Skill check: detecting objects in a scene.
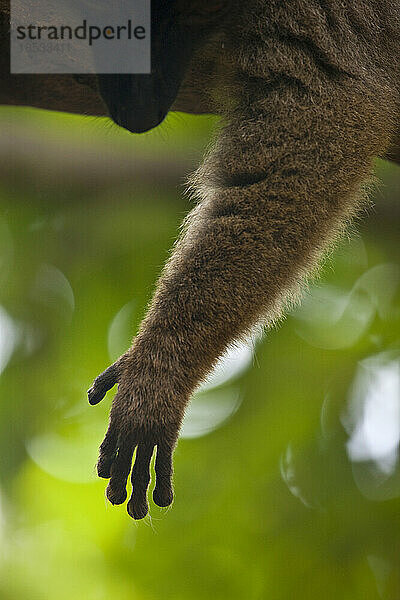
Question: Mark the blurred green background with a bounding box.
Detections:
[0,106,399,600]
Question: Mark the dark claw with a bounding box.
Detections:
[96,423,119,477]
[153,442,174,507]
[88,362,121,405]
[127,443,154,520]
[88,386,103,405]
[153,486,174,508]
[106,484,128,505]
[97,454,116,478]
[105,443,135,506]
[127,498,149,520]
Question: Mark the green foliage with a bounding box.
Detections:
[0,108,399,599]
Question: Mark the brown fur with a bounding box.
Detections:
[1,0,400,519]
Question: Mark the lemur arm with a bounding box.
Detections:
[89,74,395,519]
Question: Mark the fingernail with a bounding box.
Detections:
[87,388,98,405]
[127,500,148,520]
[153,487,173,507]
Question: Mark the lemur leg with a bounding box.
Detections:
[89,76,396,519]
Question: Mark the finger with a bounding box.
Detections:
[88,362,121,405]
[97,421,119,478]
[127,442,155,520]
[106,442,135,505]
[153,441,174,508]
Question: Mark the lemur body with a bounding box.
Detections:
[1,0,399,518]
